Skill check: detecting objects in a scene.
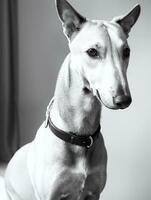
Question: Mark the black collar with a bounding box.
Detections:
[47,116,100,148]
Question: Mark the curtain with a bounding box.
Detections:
[0,0,19,162]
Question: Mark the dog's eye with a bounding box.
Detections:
[86,48,100,58]
[123,47,130,59]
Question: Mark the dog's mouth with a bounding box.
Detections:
[94,89,113,109]
[95,89,112,109]
[95,89,131,110]
[95,89,102,102]
[94,89,120,110]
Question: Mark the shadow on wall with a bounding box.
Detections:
[0,0,19,162]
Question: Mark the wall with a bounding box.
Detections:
[18,0,151,199]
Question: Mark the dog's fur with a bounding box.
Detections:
[4,1,140,200]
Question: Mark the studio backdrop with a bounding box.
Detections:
[0,0,19,162]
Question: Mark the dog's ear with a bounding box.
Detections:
[113,4,141,35]
[56,0,86,39]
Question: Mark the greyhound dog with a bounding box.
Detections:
[4,0,140,199]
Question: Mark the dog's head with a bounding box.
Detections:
[56,0,141,110]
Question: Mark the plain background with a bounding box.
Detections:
[18,0,151,199]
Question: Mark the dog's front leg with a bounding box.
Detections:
[84,193,100,200]
[49,192,71,200]
[48,169,87,200]
[79,169,107,200]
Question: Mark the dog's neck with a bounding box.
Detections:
[50,54,101,136]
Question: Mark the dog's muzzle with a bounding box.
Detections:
[113,95,132,109]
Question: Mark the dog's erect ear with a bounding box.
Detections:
[56,0,86,39]
[113,4,141,35]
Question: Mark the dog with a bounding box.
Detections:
[4,0,140,199]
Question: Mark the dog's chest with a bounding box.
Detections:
[72,150,88,180]
[50,146,103,200]
[51,158,87,200]
[63,145,91,176]
[51,158,103,200]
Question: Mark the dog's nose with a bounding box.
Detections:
[113,95,132,109]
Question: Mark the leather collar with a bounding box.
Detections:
[47,116,100,148]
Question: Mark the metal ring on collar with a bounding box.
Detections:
[87,136,93,148]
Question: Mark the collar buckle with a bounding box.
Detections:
[87,136,93,148]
